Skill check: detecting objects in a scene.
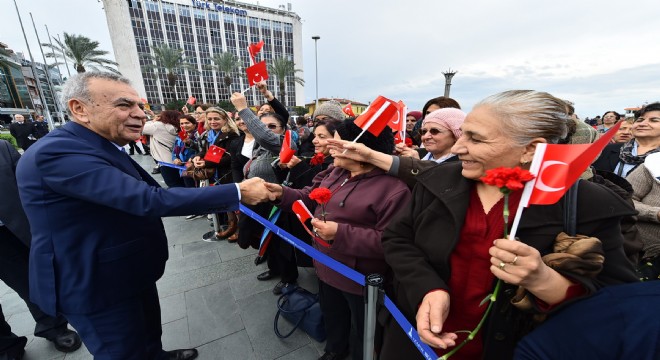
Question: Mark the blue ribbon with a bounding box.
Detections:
[384,295,437,360]
[238,204,437,360]
[157,161,187,171]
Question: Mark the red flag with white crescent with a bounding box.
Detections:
[343,103,355,117]
[246,61,269,86]
[522,121,622,206]
[387,100,406,132]
[204,145,226,163]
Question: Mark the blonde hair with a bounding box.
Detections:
[205,107,239,135]
[475,90,569,146]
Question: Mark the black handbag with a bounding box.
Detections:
[274,285,326,342]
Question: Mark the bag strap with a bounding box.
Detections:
[276,288,318,314]
[273,289,314,339]
[563,180,580,236]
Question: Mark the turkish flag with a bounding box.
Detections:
[187,96,196,105]
[248,40,264,64]
[246,61,269,86]
[343,103,355,117]
[291,200,330,247]
[204,145,226,163]
[353,95,398,136]
[178,130,188,141]
[522,121,622,206]
[387,100,406,132]
[279,130,295,164]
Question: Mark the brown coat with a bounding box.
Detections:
[380,162,639,360]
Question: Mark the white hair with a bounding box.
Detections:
[61,72,131,116]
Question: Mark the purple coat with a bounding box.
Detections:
[278,165,411,294]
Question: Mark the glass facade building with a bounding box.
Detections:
[103,0,304,108]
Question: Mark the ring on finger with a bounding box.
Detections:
[510,255,518,265]
[498,261,506,271]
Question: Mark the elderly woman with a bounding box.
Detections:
[265,119,411,360]
[596,111,621,133]
[594,103,660,177]
[626,152,660,280]
[416,108,466,162]
[376,90,638,360]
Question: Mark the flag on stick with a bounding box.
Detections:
[204,145,226,163]
[353,96,398,137]
[246,61,269,86]
[279,130,295,164]
[343,103,355,117]
[508,121,622,239]
[187,96,196,105]
[248,40,265,64]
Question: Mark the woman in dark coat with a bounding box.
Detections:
[191,107,240,238]
[378,90,638,360]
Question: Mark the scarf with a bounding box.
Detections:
[207,129,220,146]
[619,139,660,166]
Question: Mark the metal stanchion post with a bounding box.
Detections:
[363,273,384,360]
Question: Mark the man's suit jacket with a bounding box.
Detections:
[0,140,31,245]
[9,122,34,149]
[593,142,624,174]
[17,122,241,316]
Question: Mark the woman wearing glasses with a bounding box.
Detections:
[416,108,466,163]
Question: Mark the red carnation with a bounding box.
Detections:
[310,153,325,166]
[480,167,535,193]
[309,187,332,222]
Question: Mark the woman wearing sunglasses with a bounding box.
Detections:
[416,108,466,164]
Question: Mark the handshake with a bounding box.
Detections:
[237,178,280,205]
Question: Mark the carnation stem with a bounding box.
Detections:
[503,193,509,238]
[440,279,502,360]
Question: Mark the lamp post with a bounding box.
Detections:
[443,69,457,97]
[312,36,320,111]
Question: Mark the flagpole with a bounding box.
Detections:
[31,12,61,129]
[509,144,546,240]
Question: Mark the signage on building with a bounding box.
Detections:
[191,1,248,16]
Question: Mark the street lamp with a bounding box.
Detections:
[312,36,320,111]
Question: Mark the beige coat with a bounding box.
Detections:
[627,163,660,259]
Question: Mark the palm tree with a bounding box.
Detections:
[267,57,305,106]
[42,33,118,73]
[141,44,197,102]
[207,52,241,100]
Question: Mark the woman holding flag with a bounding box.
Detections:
[190,107,241,236]
[378,90,638,360]
[264,118,411,360]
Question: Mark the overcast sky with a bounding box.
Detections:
[2,0,659,117]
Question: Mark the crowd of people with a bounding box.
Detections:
[1,70,659,360]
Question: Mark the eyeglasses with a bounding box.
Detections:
[420,128,447,136]
[266,124,282,130]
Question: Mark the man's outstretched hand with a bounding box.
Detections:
[238,177,276,205]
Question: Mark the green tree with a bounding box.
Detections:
[42,32,118,73]
[141,44,197,103]
[207,52,241,100]
[267,57,304,106]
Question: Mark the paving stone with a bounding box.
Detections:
[160,292,187,324]
[22,336,65,360]
[162,317,192,351]
[216,240,259,262]
[186,283,244,348]
[238,290,310,360]
[275,344,322,360]
[181,239,225,258]
[6,310,34,337]
[164,250,221,277]
[229,269,278,301]
[195,330,256,360]
[1,291,30,317]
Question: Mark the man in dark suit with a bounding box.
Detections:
[0,139,83,360]
[31,115,50,140]
[8,115,34,151]
[16,72,274,360]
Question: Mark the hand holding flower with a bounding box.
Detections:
[310,218,338,241]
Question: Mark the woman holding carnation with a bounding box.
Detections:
[372,90,639,360]
[264,118,411,360]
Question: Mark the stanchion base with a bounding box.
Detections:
[202,225,229,242]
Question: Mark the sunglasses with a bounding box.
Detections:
[420,128,447,136]
[266,123,282,130]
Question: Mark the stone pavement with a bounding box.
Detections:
[1,152,328,360]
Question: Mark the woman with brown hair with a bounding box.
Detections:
[142,110,183,188]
